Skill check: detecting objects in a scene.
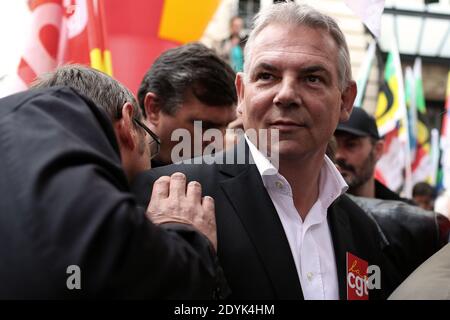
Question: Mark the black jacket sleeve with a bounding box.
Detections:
[0,87,218,299]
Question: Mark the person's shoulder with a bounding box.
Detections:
[331,195,383,241]
[349,195,439,243]
[0,86,76,116]
[355,196,438,234]
[130,156,223,199]
[374,180,413,204]
[335,193,374,220]
[149,158,222,178]
[0,86,108,124]
[389,243,450,300]
[335,194,389,244]
[349,194,446,279]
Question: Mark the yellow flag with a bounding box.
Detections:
[158,0,220,43]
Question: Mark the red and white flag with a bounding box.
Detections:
[1,0,111,97]
[1,0,221,97]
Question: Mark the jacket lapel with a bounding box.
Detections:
[217,140,303,299]
[327,197,355,300]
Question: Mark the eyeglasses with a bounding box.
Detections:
[133,118,161,160]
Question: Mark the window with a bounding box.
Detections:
[238,0,260,30]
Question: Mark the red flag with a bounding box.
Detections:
[103,0,220,94]
[4,0,111,96]
[3,0,220,96]
[62,0,112,74]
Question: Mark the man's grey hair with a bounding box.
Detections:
[244,2,352,90]
[31,64,142,121]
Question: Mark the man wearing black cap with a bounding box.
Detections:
[334,107,405,201]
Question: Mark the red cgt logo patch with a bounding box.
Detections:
[346,252,382,300]
[346,252,369,300]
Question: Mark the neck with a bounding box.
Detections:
[120,151,135,183]
[348,178,375,198]
[278,152,324,221]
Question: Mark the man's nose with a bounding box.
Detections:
[273,77,301,108]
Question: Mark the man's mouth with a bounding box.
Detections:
[269,120,305,131]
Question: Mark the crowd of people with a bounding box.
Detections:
[0,2,449,300]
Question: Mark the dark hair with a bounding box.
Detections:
[31,64,142,121]
[412,182,435,198]
[137,42,237,116]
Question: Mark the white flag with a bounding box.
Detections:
[344,0,385,38]
[354,39,377,107]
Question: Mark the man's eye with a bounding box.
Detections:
[346,142,357,149]
[306,75,321,83]
[256,72,273,81]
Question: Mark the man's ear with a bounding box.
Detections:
[374,139,384,162]
[235,72,245,115]
[236,103,243,115]
[114,102,136,151]
[339,80,357,122]
[144,92,161,125]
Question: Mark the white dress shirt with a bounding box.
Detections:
[246,136,348,300]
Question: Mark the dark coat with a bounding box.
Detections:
[131,141,402,299]
[350,195,450,282]
[375,179,413,204]
[0,87,219,299]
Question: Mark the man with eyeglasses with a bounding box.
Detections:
[133,117,161,164]
[0,65,222,299]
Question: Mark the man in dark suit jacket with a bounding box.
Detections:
[0,68,220,299]
[133,141,403,299]
[131,2,402,299]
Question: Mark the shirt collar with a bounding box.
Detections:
[245,135,278,176]
[319,155,348,209]
[245,134,348,209]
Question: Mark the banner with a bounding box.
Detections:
[375,39,412,196]
[407,58,433,185]
[1,0,221,96]
[0,0,111,97]
[344,0,385,38]
[102,0,221,94]
[354,39,377,108]
[440,71,450,189]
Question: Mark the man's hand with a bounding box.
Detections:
[146,172,217,251]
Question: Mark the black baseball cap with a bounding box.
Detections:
[335,107,380,140]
